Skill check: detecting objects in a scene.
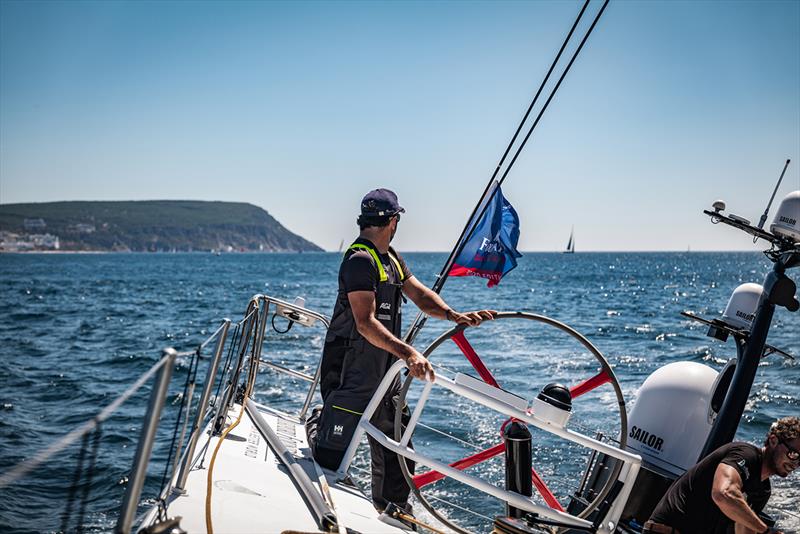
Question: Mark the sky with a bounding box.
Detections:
[0,0,798,252]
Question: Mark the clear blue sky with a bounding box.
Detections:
[1,0,798,251]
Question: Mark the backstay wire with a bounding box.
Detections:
[404,0,609,347]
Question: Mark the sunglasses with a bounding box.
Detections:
[780,439,800,461]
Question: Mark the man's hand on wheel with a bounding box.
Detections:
[405,350,435,382]
[447,309,497,326]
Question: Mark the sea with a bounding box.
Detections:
[0,251,797,533]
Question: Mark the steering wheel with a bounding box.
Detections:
[394,312,628,533]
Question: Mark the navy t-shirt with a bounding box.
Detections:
[649,442,771,534]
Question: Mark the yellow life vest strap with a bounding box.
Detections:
[387,251,405,282]
[346,243,405,283]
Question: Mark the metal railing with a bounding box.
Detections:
[0,293,331,534]
[115,316,235,532]
[338,359,643,534]
[174,319,231,491]
[0,316,239,534]
[0,350,177,493]
[115,348,177,533]
[238,294,330,421]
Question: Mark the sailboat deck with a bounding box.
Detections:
[150,403,410,533]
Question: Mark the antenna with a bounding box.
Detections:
[757,159,791,230]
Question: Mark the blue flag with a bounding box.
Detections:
[448,184,522,287]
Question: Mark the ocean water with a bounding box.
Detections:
[0,251,797,533]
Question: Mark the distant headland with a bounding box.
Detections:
[0,200,323,253]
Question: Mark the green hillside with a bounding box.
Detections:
[0,200,323,252]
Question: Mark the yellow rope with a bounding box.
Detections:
[204,401,246,534]
[392,510,447,534]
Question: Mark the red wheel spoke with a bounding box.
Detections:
[418,328,579,512]
[531,465,564,511]
[451,331,499,387]
[569,370,611,398]
[413,443,505,488]
[412,441,565,512]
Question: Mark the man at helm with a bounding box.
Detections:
[308,188,495,513]
[646,416,799,534]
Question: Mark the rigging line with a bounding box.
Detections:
[427,494,495,523]
[75,424,102,534]
[567,418,621,445]
[60,432,89,533]
[157,348,198,517]
[235,306,259,327]
[168,348,203,484]
[158,350,195,494]
[439,0,591,279]
[416,422,485,451]
[211,323,240,410]
[349,462,371,474]
[419,0,612,294]
[0,353,171,489]
[198,320,232,351]
[777,507,800,520]
[199,322,241,469]
[498,0,610,187]
[403,0,595,346]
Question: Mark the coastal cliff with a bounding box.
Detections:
[0,200,323,252]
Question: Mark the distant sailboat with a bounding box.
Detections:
[564,227,575,254]
[337,239,344,253]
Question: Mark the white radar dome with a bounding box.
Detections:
[721,283,763,330]
[770,190,800,242]
[627,362,718,476]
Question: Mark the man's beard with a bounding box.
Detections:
[767,448,792,477]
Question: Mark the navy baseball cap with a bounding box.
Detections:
[360,188,405,217]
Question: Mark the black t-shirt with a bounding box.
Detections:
[326,238,412,340]
[649,442,771,534]
[338,240,413,295]
[319,238,413,398]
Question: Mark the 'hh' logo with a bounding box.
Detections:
[379,302,391,310]
[333,425,344,435]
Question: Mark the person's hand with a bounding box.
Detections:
[446,309,497,326]
[405,350,435,382]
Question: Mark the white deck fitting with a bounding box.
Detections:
[143,404,411,533]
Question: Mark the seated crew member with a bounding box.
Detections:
[645,416,799,534]
[308,188,496,512]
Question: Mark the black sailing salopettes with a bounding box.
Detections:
[312,237,415,509]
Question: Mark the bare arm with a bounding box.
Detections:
[735,524,781,534]
[347,290,434,380]
[402,276,450,319]
[402,276,497,325]
[711,464,768,534]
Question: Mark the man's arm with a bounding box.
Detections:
[736,525,781,534]
[402,276,496,325]
[347,290,434,381]
[711,464,769,534]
